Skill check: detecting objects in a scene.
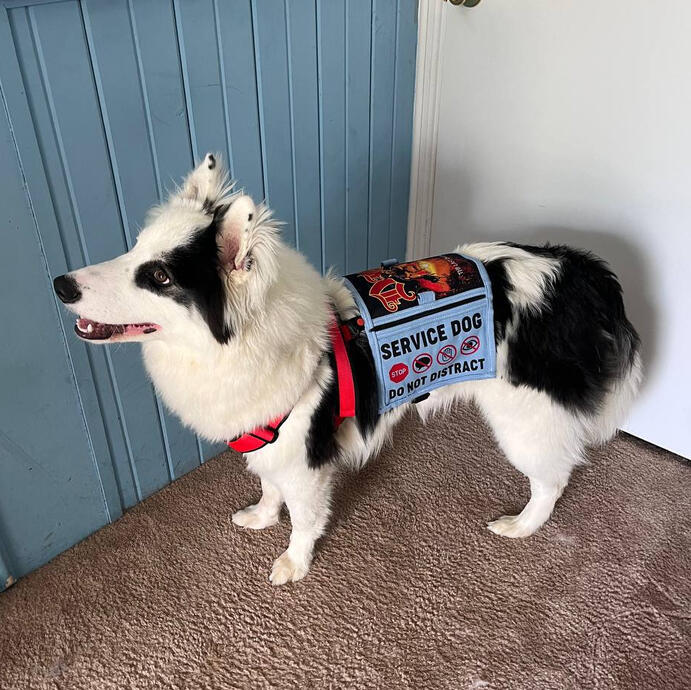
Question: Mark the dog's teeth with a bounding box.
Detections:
[86,324,94,333]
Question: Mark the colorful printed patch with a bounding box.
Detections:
[346,254,484,319]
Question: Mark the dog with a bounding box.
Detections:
[53,153,642,585]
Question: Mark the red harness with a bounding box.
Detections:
[227,318,357,453]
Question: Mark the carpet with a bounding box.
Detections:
[1,405,689,690]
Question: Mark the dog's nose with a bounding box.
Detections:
[53,274,82,304]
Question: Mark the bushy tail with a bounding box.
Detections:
[586,320,643,446]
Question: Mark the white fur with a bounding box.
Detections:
[61,154,642,584]
[458,241,561,311]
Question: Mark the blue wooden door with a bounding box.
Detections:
[0,0,417,588]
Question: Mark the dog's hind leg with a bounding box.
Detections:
[268,463,334,586]
[232,477,283,530]
[487,476,568,538]
[476,381,586,538]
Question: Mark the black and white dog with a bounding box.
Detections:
[53,154,641,584]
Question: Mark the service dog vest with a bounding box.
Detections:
[344,253,496,414]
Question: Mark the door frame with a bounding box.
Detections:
[406,0,447,260]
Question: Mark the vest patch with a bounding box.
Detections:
[344,253,496,413]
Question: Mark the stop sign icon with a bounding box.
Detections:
[389,362,409,383]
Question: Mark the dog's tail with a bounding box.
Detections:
[586,318,643,446]
[323,269,358,320]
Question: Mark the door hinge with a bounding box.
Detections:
[446,0,483,7]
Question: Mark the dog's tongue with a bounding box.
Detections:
[75,318,159,341]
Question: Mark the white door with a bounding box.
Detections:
[412,0,691,458]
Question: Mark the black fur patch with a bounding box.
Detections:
[305,353,340,469]
[488,243,639,414]
[349,332,380,436]
[306,328,380,469]
[134,221,231,344]
[483,258,512,342]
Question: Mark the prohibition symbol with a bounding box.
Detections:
[436,344,457,365]
[460,335,481,356]
[412,353,433,374]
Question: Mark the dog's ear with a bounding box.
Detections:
[178,152,226,206]
[217,195,256,271]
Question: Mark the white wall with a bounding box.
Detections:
[429,0,691,458]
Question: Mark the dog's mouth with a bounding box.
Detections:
[74,317,161,342]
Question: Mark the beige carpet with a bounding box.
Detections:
[1,405,689,690]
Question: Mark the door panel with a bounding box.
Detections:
[0,0,418,587]
[0,89,110,583]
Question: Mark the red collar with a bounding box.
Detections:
[227,317,356,453]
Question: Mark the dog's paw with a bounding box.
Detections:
[232,504,279,530]
[269,551,309,586]
[487,514,538,538]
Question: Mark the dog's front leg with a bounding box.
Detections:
[232,477,283,530]
[268,463,334,586]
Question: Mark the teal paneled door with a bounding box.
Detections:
[0,0,417,587]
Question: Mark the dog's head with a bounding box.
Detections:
[53,154,279,347]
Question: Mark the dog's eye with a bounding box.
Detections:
[153,268,170,285]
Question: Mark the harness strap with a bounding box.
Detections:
[330,319,356,426]
[227,413,288,453]
[227,316,356,453]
